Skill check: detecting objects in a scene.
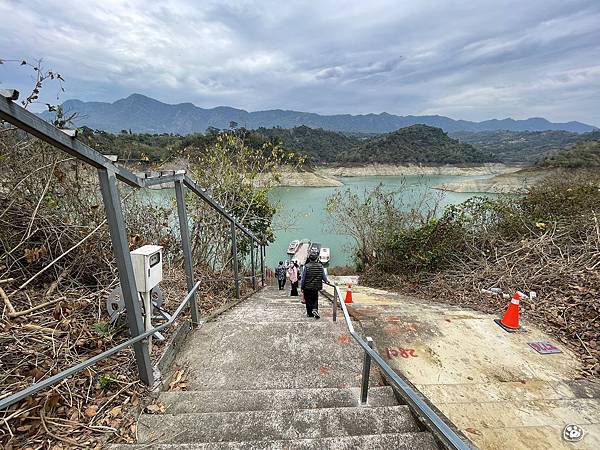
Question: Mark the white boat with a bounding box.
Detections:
[293,239,311,264]
[319,247,330,264]
[287,240,300,255]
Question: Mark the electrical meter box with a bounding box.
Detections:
[130,245,163,292]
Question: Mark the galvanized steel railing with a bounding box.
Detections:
[0,89,267,409]
[0,282,201,410]
[323,281,472,450]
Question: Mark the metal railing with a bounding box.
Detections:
[0,89,267,409]
[0,282,200,410]
[323,281,471,450]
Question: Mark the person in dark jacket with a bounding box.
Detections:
[275,261,286,290]
[301,252,329,319]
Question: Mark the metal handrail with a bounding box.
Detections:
[0,90,268,407]
[0,94,263,245]
[0,281,201,411]
[323,281,471,450]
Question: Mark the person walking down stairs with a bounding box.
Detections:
[301,251,329,319]
[288,261,300,296]
[275,261,287,290]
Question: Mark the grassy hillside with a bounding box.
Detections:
[256,126,360,164]
[539,140,600,168]
[343,124,496,164]
[451,130,600,163]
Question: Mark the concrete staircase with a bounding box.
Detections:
[113,286,438,449]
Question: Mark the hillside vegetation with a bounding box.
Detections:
[326,172,600,377]
[539,140,600,168]
[256,126,361,164]
[342,124,496,164]
[451,130,600,162]
[78,124,500,166]
[78,124,600,167]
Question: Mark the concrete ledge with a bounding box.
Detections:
[157,319,192,376]
[326,287,475,450]
[137,405,418,443]
[111,431,438,449]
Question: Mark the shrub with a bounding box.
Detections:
[359,171,600,276]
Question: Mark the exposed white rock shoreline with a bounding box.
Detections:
[318,163,519,178]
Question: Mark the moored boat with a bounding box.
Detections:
[319,247,330,264]
[287,240,300,254]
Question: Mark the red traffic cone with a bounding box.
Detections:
[344,283,353,304]
[496,292,522,331]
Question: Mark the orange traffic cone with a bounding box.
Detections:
[496,292,522,331]
[344,284,353,304]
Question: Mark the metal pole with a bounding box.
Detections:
[251,242,257,290]
[332,288,337,322]
[360,337,374,404]
[97,168,153,385]
[231,221,240,299]
[174,180,199,325]
[260,244,265,287]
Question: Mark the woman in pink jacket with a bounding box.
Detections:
[287,261,300,296]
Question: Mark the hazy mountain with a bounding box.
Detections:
[44,93,598,134]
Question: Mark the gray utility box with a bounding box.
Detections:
[130,245,163,292]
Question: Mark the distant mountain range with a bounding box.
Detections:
[44,93,598,134]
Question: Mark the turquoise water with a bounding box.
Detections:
[140,174,492,269]
[267,175,490,267]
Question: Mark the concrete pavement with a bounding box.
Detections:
[324,279,600,450]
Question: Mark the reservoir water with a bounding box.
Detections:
[267,174,489,268]
[142,174,491,269]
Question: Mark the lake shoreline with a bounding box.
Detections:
[318,162,520,178]
[275,163,527,190]
[435,167,552,193]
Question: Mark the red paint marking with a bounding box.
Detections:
[383,324,401,336]
[385,316,401,322]
[386,347,418,359]
[337,335,350,345]
[319,366,331,374]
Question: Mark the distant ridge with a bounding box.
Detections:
[43,93,598,134]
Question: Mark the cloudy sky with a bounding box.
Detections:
[1,0,599,125]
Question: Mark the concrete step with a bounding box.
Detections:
[158,386,398,414]
[112,431,438,449]
[175,320,378,390]
[137,405,418,444]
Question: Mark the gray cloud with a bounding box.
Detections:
[1,0,599,125]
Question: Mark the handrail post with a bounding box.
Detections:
[98,168,153,385]
[332,287,337,322]
[260,244,265,287]
[174,179,199,326]
[251,242,257,290]
[360,336,374,405]
[231,221,240,299]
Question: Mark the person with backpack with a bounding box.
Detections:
[300,251,329,319]
[275,261,287,290]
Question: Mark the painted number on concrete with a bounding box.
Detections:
[386,347,418,359]
[528,341,562,354]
